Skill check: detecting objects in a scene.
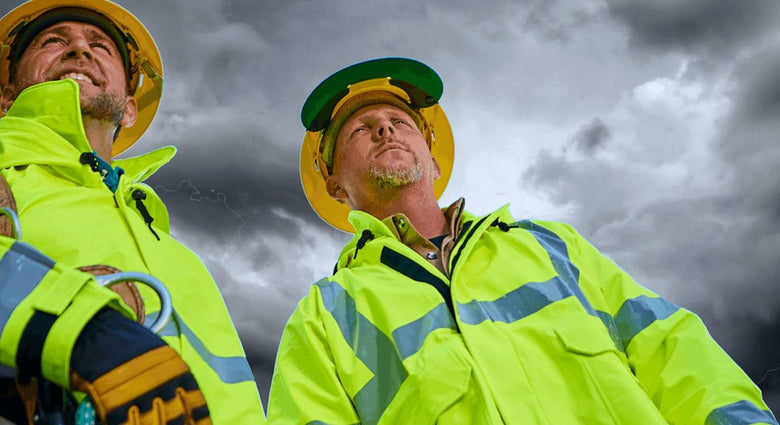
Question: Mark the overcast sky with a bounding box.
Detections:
[35,0,779,410]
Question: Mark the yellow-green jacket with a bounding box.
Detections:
[268,206,776,424]
[0,80,265,424]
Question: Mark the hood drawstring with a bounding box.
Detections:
[492,218,519,232]
[80,152,159,241]
[353,229,374,260]
[132,190,160,241]
[79,151,124,193]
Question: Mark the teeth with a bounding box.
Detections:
[59,72,93,84]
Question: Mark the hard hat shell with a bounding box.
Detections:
[0,0,163,156]
[300,57,454,233]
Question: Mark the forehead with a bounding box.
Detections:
[32,20,115,45]
[343,103,413,124]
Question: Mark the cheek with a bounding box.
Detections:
[18,55,52,82]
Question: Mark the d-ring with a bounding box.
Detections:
[96,272,172,334]
[0,207,22,240]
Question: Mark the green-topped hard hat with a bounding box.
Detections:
[300,57,454,233]
[0,0,163,156]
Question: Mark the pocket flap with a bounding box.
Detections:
[555,319,617,356]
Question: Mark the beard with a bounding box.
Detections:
[80,92,126,125]
[369,160,423,190]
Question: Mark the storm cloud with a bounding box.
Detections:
[38,0,780,409]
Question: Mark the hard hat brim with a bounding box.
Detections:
[301,57,443,132]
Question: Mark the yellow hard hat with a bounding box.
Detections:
[300,57,454,233]
[0,0,163,156]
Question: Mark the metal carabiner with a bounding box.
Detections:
[95,272,172,334]
[0,206,22,240]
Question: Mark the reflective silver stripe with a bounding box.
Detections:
[516,220,597,316]
[0,242,54,327]
[457,277,573,325]
[151,310,255,385]
[614,295,680,347]
[705,400,778,425]
[518,221,682,351]
[596,309,625,352]
[455,220,600,325]
[317,279,406,425]
[392,302,456,360]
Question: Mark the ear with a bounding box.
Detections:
[1,85,19,114]
[431,157,442,180]
[326,176,348,203]
[120,95,137,127]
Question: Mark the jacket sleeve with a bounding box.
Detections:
[0,235,132,387]
[546,221,777,425]
[267,281,360,425]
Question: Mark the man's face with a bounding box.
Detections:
[327,103,440,207]
[3,20,134,126]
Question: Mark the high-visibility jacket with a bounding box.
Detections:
[0,80,265,424]
[268,206,777,424]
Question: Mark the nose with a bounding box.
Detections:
[63,36,93,60]
[373,119,395,141]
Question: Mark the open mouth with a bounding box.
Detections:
[59,72,98,86]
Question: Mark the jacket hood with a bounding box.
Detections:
[0,79,175,184]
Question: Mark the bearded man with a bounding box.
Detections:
[267,57,777,425]
[0,1,265,424]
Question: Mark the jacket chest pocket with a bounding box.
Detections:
[553,320,668,424]
[378,342,496,425]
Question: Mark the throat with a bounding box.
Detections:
[82,119,117,162]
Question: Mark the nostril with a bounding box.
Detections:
[378,127,384,136]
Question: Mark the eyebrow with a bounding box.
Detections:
[35,24,118,50]
[35,25,69,39]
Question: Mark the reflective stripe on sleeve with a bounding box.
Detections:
[152,310,255,385]
[0,242,55,327]
[705,400,778,425]
[614,295,680,348]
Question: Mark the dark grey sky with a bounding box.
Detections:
[66,0,780,410]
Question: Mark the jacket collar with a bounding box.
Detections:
[339,201,515,270]
[0,79,174,185]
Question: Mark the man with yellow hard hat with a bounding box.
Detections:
[0,1,265,424]
[267,57,777,424]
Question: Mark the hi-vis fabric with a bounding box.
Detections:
[268,205,776,424]
[0,79,265,424]
[0,236,129,387]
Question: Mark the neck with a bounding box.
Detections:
[360,183,448,238]
[83,118,116,162]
